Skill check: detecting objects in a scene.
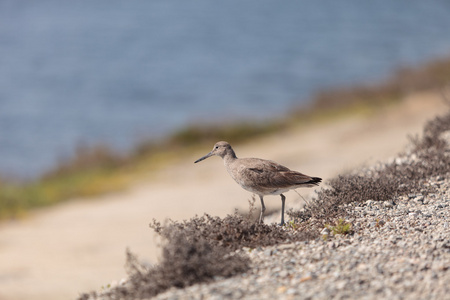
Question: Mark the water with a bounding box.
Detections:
[1,0,450,179]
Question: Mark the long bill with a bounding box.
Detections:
[194,151,213,163]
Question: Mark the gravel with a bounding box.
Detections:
[151,176,450,300]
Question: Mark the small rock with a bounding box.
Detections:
[321,227,331,235]
[415,196,424,203]
[278,244,294,251]
[279,270,289,278]
[383,201,394,208]
[409,212,418,218]
[286,288,297,295]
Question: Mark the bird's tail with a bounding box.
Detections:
[308,177,322,186]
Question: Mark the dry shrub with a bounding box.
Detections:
[291,173,397,223]
[79,226,250,300]
[411,109,450,152]
[118,231,249,299]
[151,211,315,252]
[79,205,317,299]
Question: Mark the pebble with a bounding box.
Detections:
[383,201,395,208]
[320,227,331,236]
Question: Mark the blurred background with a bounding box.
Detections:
[1,0,450,179]
[1,1,450,300]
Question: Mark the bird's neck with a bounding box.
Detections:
[223,150,237,166]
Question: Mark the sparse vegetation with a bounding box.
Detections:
[326,218,353,235]
[149,213,315,252]
[310,55,450,112]
[79,201,316,299]
[79,232,250,300]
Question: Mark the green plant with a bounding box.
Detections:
[285,220,299,230]
[326,219,353,235]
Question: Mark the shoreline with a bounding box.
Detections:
[1,54,450,220]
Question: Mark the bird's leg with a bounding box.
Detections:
[259,195,266,224]
[280,194,286,226]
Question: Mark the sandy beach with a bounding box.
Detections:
[0,91,448,300]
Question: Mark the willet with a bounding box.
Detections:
[194,141,322,225]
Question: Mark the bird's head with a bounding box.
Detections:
[194,141,233,163]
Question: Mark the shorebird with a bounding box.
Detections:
[194,141,321,225]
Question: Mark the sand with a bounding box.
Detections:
[0,91,448,300]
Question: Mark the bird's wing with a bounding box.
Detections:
[245,158,290,172]
[238,159,313,189]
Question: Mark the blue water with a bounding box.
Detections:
[1,0,450,179]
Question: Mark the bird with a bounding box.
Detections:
[194,141,321,225]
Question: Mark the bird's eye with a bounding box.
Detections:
[215,146,219,149]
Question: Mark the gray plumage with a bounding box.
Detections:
[194,141,321,225]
